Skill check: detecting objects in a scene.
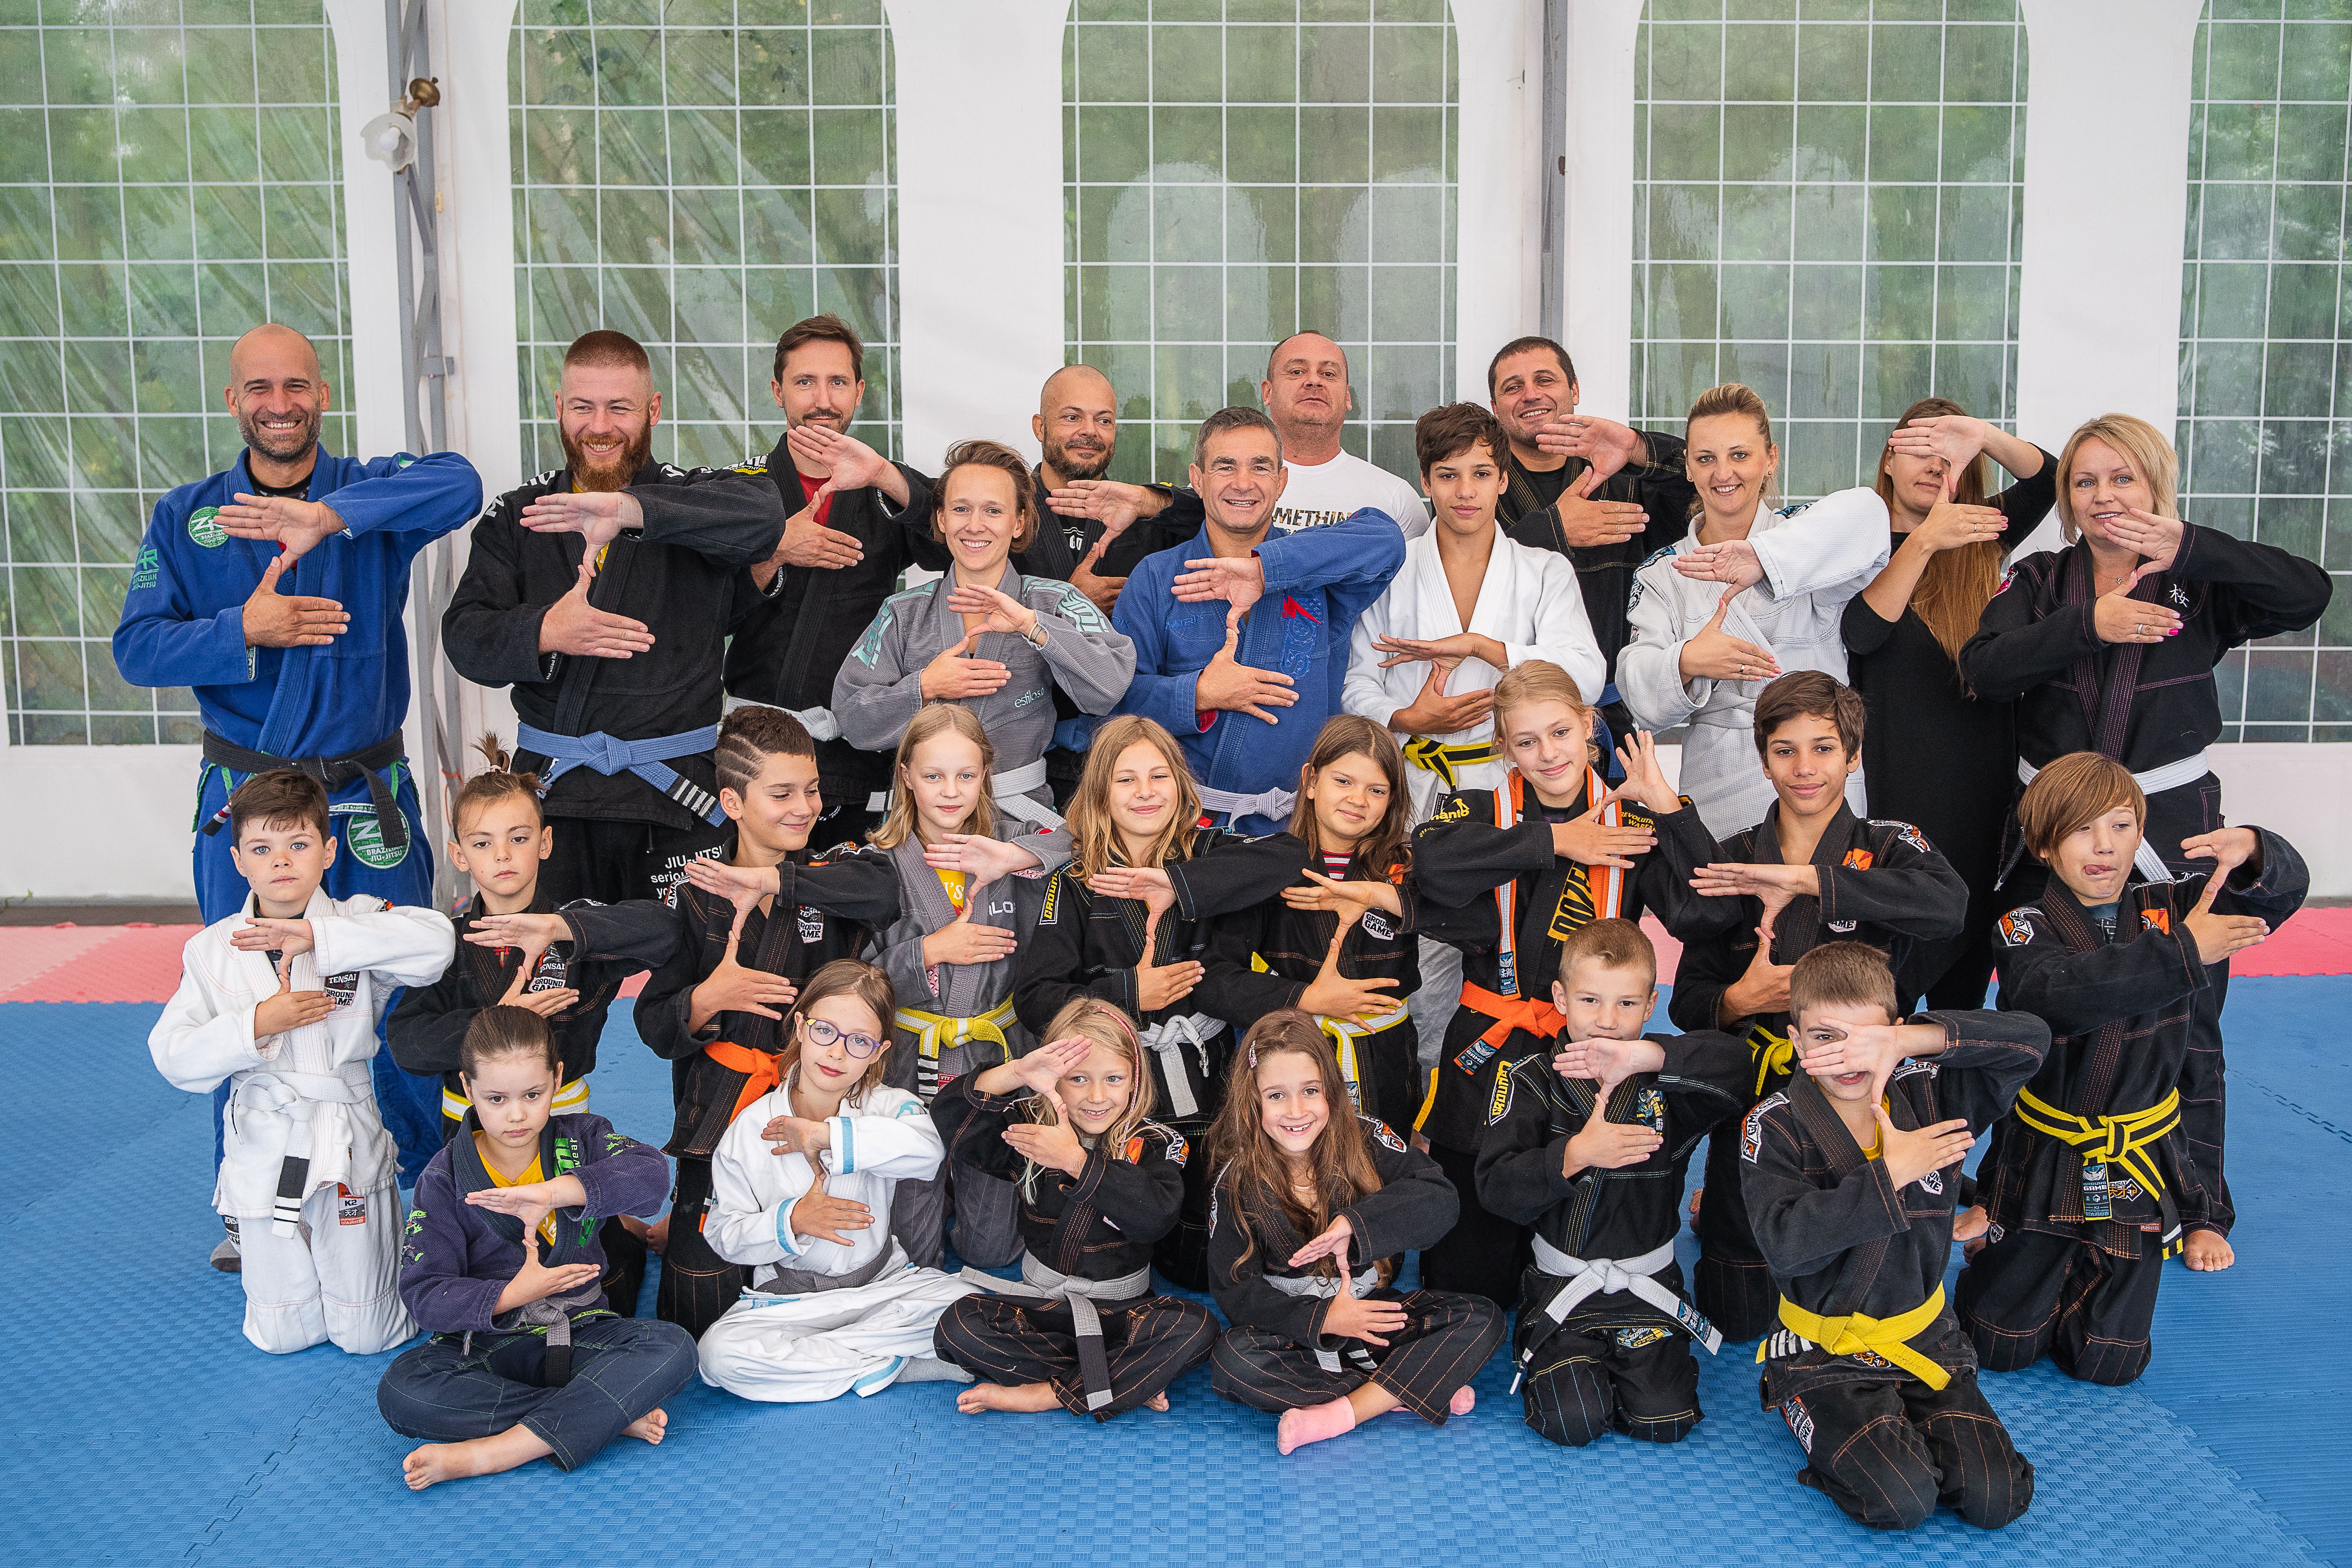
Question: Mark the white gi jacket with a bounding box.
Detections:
[1617,488,1890,837]
[1343,527,1606,818]
[150,890,454,1222]
[706,1076,946,1275]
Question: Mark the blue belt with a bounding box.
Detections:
[517,723,727,826]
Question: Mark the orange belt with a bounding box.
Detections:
[704,1039,786,1127]
[1458,982,1563,1048]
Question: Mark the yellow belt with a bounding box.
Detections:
[1760,1286,1952,1391]
[2014,1086,2180,1207]
[894,998,1017,1061]
[1401,735,1496,789]
[443,1075,589,1123]
[1247,950,1408,1105]
[1745,1020,1794,1098]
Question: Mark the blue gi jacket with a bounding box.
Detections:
[1111,510,1404,813]
[111,448,483,760]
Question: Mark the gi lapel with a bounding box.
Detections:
[2058,544,2154,759]
[2037,883,2134,1116]
[1788,1070,1900,1315]
[450,1109,597,1262]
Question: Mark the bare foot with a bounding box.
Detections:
[401,1425,553,1491]
[2181,1230,2236,1272]
[956,1381,1062,1415]
[1448,1385,1475,1416]
[1145,1391,1169,1412]
[622,1409,669,1444]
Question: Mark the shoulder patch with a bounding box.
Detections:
[1997,909,2037,948]
[1841,847,1874,870]
[1637,544,1677,571]
[1742,1091,1790,1163]
[1362,1115,1407,1153]
[1889,1058,1939,1083]
[848,603,894,667]
[1157,1124,1189,1164]
[2141,907,2171,936]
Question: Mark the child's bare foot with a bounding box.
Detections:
[956,1380,1061,1414]
[622,1409,669,1444]
[1448,1385,1476,1416]
[2182,1230,2236,1272]
[401,1425,552,1491]
[1145,1391,1170,1412]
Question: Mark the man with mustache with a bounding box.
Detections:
[1257,332,1431,540]
[1030,363,1204,614]
[1487,335,1694,746]
[443,330,786,906]
[113,321,485,1262]
[723,315,1075,847]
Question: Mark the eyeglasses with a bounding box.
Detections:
[802,1017,884,1058]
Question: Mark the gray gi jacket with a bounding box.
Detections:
[830,564,1136,820]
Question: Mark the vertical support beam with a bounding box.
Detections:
[884,0,1069,468]
[1558,0,1646,420]
[324,0,403,459]
[1451,0,1544,402]
[1539,0,1568,342]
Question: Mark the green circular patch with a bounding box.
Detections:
[333,805,409,870]
[187,506,227,547]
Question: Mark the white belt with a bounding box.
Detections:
[2018,750,2209,883]
[1264,1266,1384,1374]
[968,1254,1153,1411]
[992,758,1065,829]
[1512,1234,1721,1390]
[1196,783,1296,825]
[238,1063,369,1237]
[785,706,841,743]
[1137,1013,1225,1120]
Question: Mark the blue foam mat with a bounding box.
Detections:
[3,981,2346,1567]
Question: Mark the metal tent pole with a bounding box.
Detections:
[1539,0,1569,343]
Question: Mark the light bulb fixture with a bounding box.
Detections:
[360,79,442,174]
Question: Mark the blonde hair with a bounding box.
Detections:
[1069,714,1202,880]
[1875,396,2003,670]
[1019,997,1156,1198]
[1491,659,1597,769]
[869,703,999,851]
[1684,382,1780,515]
[2054,413,2178,545]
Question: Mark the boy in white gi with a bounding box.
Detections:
[151,769,455,1354]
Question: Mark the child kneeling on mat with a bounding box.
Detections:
[696,959,980,1399]
[377,1006,693,1489]
[1205,1010,1503,1454]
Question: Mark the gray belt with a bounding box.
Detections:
[472,1277,605,1385]
[752,1242,902,1298]
[970,1253,1152,1411]
[1512,1234,1720,1392]
[992,757,1065,829]
[1196,782,1296,824]
[1137,1014,1224,1120]
[1264,1265,1383,1374]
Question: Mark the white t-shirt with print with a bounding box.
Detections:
[1267,448,1431,539]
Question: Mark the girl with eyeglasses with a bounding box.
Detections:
[694,958,982,1402]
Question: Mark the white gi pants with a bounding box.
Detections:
[237,1176,414,1355]
[697,1264,980,1402]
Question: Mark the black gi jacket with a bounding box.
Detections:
[1012,831,1303,1122]
[1983,829,2306,1253]
[1207,1120,1456,1342]
[1411,775,1727,1151]
[443,458,786,831]
[1044,469,1207,579]
[1959,524,2330,870]
[1499,433,1695,686]
[1477,1029,1747,1335]
[1744,1011,2047,1399]
[1180,835,1422,1040]
[934,1075,1189,1275]
[632,832,899,1160]
[387,893,682,1111]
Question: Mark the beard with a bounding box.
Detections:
[561,421,653,493]
[237,404,322,467]
[1044,431,1113,482]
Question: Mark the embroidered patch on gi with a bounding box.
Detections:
[1432,795,1471,824]
[1842,848,1874,870]
[849,605,892,666]
[2141,907,2171,936]
[1742,1091,1789,1163]
[1635,1085,1667,1133]
[1361,910,1394,942]
[337,1184,367,1226]
[2168,583,2190,608]
[329,801,409,869]
[1124,1134,1146,1164]
[1919,1167,1944,1196]
[1039,874,1061,924]
[797,906,824,943]
[1012,686,1047,710]
[1615,1324,1671,1350]
[1987,1222,2005,1245]
[1365,1117,1407,1152]
[1998,909,2036,947]
[130,546,159,590]
[1161,1128,1189,1163]
[1847,1349,1893,1370]
[1488,1068,1514,1125]
[322,970,359,1010]
[1827,920,1857,933]
[1783,1395,1815,1453]
[1893,822,1931,854]
[1889,1058,1939,1083]
[186,505,227,547]
[1992,568,2014,596]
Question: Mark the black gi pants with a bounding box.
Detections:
[934,1293,1216,1421]
[656,1154,746,1340]
[541,814,726,907]
[1417,1140,1531,1306]
[1210,1289,1503,1423]
[1152,1120,1220,1292]
[1956,1228,2164,1387]
[1772,1370,2034,1531]
[1693,1134,1779,1342]
[1514,1305,1703,1446]
[376,1317,696,1471]
[1356,1029,1420,1144]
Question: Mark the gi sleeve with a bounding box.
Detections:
[1959,556,2095,702]
[1908,1009,2049,1132]
[1411,807,1550,933]
[1989,446,2059,534]
[829,1095,946,1181]
[1749,486,1890,604]
[1342,576,1404,730]
[1193,904,1307,1027]
[321,450,483,544]
[1656,1029,1752,1133]
[1631,799,1742,940]
[2169,522,2334,647]
[2209,826,2308,924]
[1475,1056,1588,1226]
[704,1106,801,1265]
[1337,1122,1457,1256]
[632,464,787,566]
[1029,578,1138,714]
[149,944,263,1093]
[1110,553,1208,737]
[931,1075,1024,1181]
[1617,553,1704,732]
[829,596,927,751]
[871,906,938,1010]
[1254,509,1408,629]
[441,503,551,689]
[386,963,472,1079]
[398,1160,507,1333]
[572,1117,672,1220]
[110,499,258,691]
[782,848,906,929]
[1166,831,1315,919]
[1666,915,1754,1035]
[310,899,458,991]
[633,897,718,1061]
[561,898,686,972]
[1818,826,1969,939]
[1994,907,2206,1038]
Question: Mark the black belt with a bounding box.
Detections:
[200,730,409,852]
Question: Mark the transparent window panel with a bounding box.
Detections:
[2,4,351,742]
[1632,3,2027,502]
[1063,2,1457,488]
[2177,3,2350,742]
[512,3,901,471]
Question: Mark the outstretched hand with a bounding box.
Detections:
[1295,924,1402,1024]
[1678,587,1780,684]
[519,488,644,555]
[218,493,347,559]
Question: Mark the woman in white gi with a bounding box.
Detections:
[832,439,1137,828]
[696,959,980,1401]
[1616,383,1890,838]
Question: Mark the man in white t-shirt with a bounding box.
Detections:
[1259,331,1432,539]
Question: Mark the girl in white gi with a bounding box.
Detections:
[832,438,1137,828]
[696,959,980,1401]
[150,769,454,1355]
[1616,383,1890,837]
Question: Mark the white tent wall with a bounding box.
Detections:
[3,0,2342,904]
